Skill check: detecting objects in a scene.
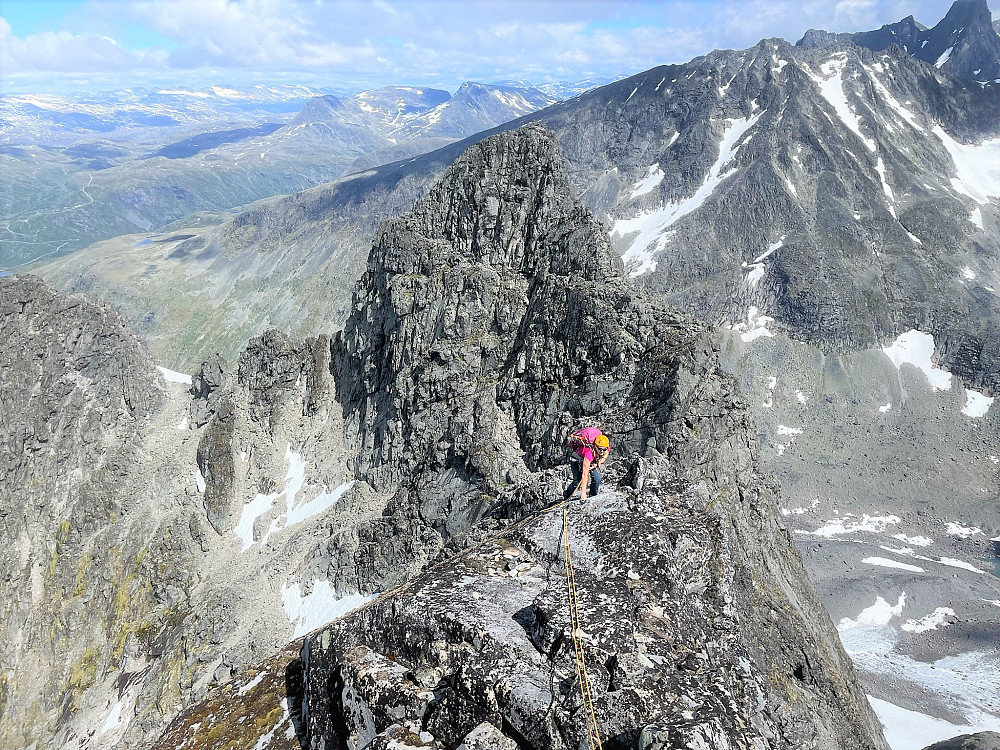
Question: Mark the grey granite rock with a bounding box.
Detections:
[924,732,1000,750]
[188,354,226,427]
[300,126,888,750]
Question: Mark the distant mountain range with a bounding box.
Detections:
[798,0,1000,82]
[0,80,596,266]
[0,84,343,146]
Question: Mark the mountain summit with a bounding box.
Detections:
[798,0,1000,82]
[149,124,891,750]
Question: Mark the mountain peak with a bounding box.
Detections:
[798,0,1000,80]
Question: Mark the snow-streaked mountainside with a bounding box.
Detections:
[49,35,1000,382]
[282,82,554,147]
[797,0,1000,83]
[493,76,624,100]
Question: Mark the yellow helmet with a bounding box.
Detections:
[594,434,610,449]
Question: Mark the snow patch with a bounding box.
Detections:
[901,607,954,633]
[962,389,993,418]
[796,390,808,404]
[777,425,803,436]
[863,557,926,573]
[891,533,933,547]
[802,514,901,538]
[946,522,983,538]
[935,46,954,68]
[937,557,985,574]
[932,125,1000,205]
[875,158,896,218]
[839,593,906,630]
[865,67,922,131]
[882,330,952,391]
[156,366,191,385]
[970,207,983,229]
[176,416,189,430]
[869,695,1000,750]
[233,444,352,552]
[806,54,876,152]
[727,306,774,342]
[613,113,762,276]
[100,698,125,734]
[752,238,784,264]
[630,164,664,199]
[238,671,267,696]
[281,579,378,638]
[762,375,777,408]
[879,402,892,413]
[782,498,820,516]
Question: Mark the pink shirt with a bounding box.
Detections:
[573,427,603,463]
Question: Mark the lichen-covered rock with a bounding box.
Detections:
[302,476,886,750]
[0,275,182,748]
[457,722,518,750]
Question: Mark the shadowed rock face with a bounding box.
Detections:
[298,125,889,750]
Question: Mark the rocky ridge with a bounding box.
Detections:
[18,2,1000,739]
[154,125,889,750]
[797,0,1000,83]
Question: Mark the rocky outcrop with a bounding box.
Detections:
[329,122,698,572]
[296,126,890,749]
[302,475,889,750]
[925,733,1000,750]
[188,354,227,427]
[194,328,338,535]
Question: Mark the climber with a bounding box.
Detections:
[564,427,610,499]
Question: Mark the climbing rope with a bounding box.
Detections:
[309,487,604,748]
[561,504,604,750]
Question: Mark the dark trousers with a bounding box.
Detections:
[565,456,601,498]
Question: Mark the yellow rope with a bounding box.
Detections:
[562,505,604,750]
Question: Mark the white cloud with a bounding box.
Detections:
[0,0,988,92]
[0,16,166,77]
[834,0,878,28]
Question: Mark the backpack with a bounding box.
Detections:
[568,429,596,454]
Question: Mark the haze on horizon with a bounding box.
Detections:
[0,0,996,95]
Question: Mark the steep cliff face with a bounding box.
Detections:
[0,276,178,748]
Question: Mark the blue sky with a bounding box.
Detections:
[0,0,995,93]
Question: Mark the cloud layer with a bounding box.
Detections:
[0,0,993,91]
